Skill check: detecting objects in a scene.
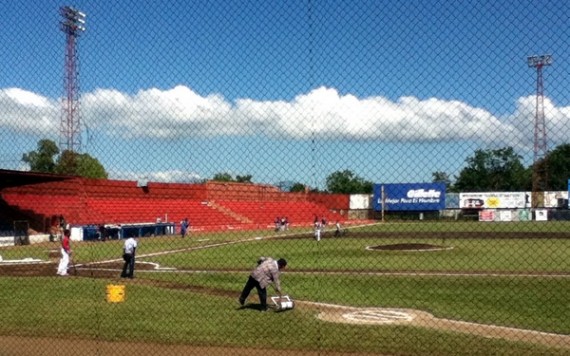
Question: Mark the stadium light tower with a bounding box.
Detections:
[59,6,86,153]
[527,54,552,207]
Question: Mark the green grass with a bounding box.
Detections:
[1,220,570,354]
[146,236,570,272]
[140,261,570,335]
[0,277,567,355]
[368,220,570,233]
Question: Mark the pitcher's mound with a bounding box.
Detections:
[366,243,452,251]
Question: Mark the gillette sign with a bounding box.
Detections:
[373,183,446,211]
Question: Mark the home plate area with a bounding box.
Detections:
[311,302,570,349]
[341,309,415,324]
[316,306,418,325]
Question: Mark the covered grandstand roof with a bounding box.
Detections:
[0,169,72,189]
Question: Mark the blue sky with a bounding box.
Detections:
[1,1,569,189]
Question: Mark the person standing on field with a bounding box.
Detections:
[180,218,189,238]
[120,236,138,278]
[239,257,287,311]
[314,220,322,241]
[334,220,342,237]
[56,229,71,276]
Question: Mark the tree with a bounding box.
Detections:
[432,171,453,191]
[275,181,309,192]
[289,182,307,193]
[22,139,108,179]
[325,169,373,194]
[454,147,530,192]
[76,153,107,179]
[543,143,570,190]
[22,139,59,173]
[212,172,233,182]
[54,150,108,179]
[235,174,253,183]
[55,150,78,176]
[211,172,253,183]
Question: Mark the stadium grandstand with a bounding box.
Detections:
[0,169,349,242]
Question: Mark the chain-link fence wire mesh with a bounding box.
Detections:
[1,1,570,355]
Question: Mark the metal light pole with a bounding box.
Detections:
[60,6,86,153]
[527,54,552,207]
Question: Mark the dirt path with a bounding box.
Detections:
[0,335,378,356]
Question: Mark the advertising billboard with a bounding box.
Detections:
[459,192,530,209]
[373,183,446,211]
[479,210,496,221]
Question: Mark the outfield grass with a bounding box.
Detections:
[1,221,569,354]
[146,236,570,272]
[367,220,570,233]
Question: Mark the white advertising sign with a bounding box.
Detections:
[459,192,529,209]
[498,210,512,222]
[535,209,548,221]
[349,194,371,210]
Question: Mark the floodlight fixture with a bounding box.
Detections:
[527,54,553,68]
[60,6,87,36]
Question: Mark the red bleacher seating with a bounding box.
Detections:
[215,200,346,227]
[84,197,240,228]
[1,178,349,232]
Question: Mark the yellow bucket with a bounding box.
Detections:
[106,284,125,303]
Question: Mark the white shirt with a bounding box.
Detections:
[124,237,138,254]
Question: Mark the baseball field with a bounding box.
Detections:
[1,221,569,355]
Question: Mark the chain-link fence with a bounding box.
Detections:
[1,1,569,355]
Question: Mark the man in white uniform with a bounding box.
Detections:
[314,221,322,241]
[120,236,138,278]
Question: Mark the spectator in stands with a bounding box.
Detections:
[120,235,138,278]
[49,225,58,242]
[56,215,66,241]
[57,229,71,276]
[59,215,67,230]
[98,224,106,241]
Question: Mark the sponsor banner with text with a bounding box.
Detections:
[373,183,446,211]
[459,192,530,209]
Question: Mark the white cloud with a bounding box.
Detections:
[514,95,568,146]
[1,85,569,149]
[109,169,202,183]
[0,88,59,135]
[82,86,234,138]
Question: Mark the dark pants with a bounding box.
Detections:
[239,276,267,310]
[121,253,135,278]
